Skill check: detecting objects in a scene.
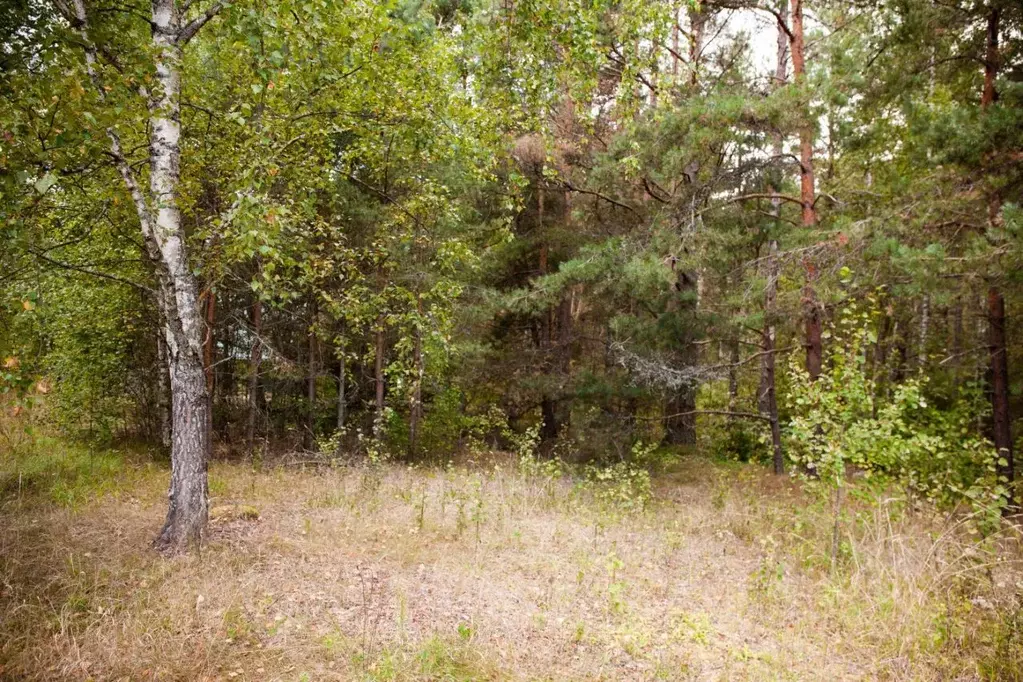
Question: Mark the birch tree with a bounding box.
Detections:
[52,0,225,551]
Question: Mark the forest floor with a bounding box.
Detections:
[1,443,1022,681]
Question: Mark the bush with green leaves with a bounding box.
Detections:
[785,301,1005,520]
[580,441,655,513]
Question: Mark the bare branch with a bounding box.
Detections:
[541,181,641,217]
[28,248,153,294]
[639,409,772,423]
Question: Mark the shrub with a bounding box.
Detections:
[785,301,1004,524]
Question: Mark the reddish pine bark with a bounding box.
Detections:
[790,0,822,381]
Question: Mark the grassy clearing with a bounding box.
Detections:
[1,445,1021,681]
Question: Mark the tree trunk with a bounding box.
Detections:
[150,0,210,552]
[409,296,424,457]
[789,0,822,381]
[203,287,216,428]
[159,351,210,551]
[982,6,1000,109]
[556,293,573,433]
[688,4,705,89]
[246,295,263,450]
[664,269,698,446]
[727,338,739,412]
[917,295,930,370]
[988,288,1015,507]
[65,0,219,551]
[872,304,891,418]
[536,185,562,445]
[761,1,788,474]
[540,398,560,443]
[951,297,964,387]
[305,302,317,451]
[671,5,680,78]
[981,8,1013,511]
[337,345,347,432]
[374,323,386,439]
[156,331,172,449]
[664,390,697,445]
[761,240,784,474]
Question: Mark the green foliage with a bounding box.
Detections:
[0,434,134,508]
[785,301,1004,521]
[581,442,655,513]
[707,420,768,465]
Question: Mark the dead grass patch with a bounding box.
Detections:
[1,451,1021,681]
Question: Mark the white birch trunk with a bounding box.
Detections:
[63,0,216,551]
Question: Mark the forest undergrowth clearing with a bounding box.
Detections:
[1,447,1021,681]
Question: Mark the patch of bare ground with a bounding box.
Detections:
[1,455,1021,681]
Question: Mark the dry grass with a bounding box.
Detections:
[1,448,1021,681]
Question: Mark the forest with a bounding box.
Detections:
[1,0,1022,679]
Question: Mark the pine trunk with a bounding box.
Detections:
[761,239,784,474]
[951,298,963,387]
[981,8,1013,511]
[790,0,822,381]
[727,339,739,412]
[917,296,930,370]
[664,269,698,446]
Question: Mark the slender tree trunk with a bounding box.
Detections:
[789,0,822,380]
[203,288,216,430]
[156,332,172,449]
[790,0,815,230]
[671,4,680,78]
[374,323,386,438]
[761,0,788,474]
[872,304,891,418]
[982,6,1000,109]
[761,240,784,474]
[337,344,347,432]
[687,4,705,89]
[981,6,1014,511]
[305,302,317,451]
[246,295,263,450]
[536,183,562,444]
[951,297,964,387]
[727,338,739,411]
[988,288,1015,505]
[409,296,424,457]
[917,295,930,370]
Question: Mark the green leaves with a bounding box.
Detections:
[33,174,57,195]
[784,307,1004,522]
